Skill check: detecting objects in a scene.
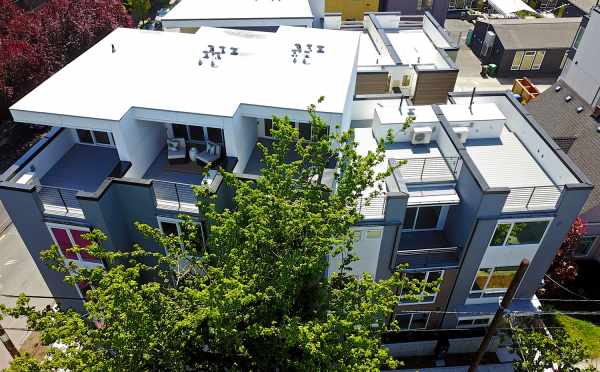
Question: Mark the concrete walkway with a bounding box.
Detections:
[0,225,52,369]
[0,201,9,234]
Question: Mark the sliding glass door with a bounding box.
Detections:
[171,124,223,144]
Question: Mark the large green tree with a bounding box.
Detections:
[2,105,432,371]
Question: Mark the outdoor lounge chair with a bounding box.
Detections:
[195,141,221,165]
[167,137,187,164]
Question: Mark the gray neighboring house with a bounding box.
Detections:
[469,18,581,77]
[380,0,450,25]
[527,6,600,260]
[331,91,591,330]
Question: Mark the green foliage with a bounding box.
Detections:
[125,0,151,25]
[512,325,597,372]
[556,314,600,359]
[1,105,432,370]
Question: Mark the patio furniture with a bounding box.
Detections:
[195,141,222,165]
[167,137,187,164]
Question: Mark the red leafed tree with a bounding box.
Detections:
[0,0,133,120]
[542,217,586,296]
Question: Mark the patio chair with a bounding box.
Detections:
[167,137,187,164]
[195,141,221,165]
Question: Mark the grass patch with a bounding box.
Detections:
[556,314,600,358]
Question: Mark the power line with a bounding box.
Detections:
[543,274,590,300]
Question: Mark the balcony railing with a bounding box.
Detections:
[38,186,84,219]
[356,196,386,219]
[395,247,459,269]
[153,181,199,213]
[392,156,461,183]
[503,185,564,212]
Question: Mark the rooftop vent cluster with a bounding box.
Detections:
[198,44,239,67]
[291,43,325,65]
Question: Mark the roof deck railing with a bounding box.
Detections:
[153,180,199,213]
[38,186,84,219]
[503,185,564,212]
[392,156,461,183]
[356,195,386,219]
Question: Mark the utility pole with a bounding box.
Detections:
[0,323,19,359]
[468,258,529,372]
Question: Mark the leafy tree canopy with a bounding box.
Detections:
[2,106,434,371]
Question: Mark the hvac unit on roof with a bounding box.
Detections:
[411,127,433,145]
[453,127,470,144]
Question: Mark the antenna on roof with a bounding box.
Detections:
[111,44,116,53]
[469,87,476,114]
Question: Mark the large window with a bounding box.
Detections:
[47,224,102,267]
[574,236,597,256]
[403,206,443,231]
[399,270,443,304]
[76,129,114,146]
[171,124,224,144]
[457,317,492,328]
[511,50,546,71]
[394,312,430,330]
[158,217,207,253]
[470,266,519,298]
[261,119,329,141]
[490,220,550,247]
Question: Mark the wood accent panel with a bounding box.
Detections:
[412,71,458,105]
[325,0,380,21]
[355,72,390,95]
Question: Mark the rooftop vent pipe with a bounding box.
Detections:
[577,106,584,113]
[111,44,116,53]
[554,85,561,92]
[317,45,325,53]
[230,47,239,56]
[565,96,572,102]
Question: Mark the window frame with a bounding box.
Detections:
[488,218,552,248]
[75,129,115,147]
[511,51,524,70]
[46,223,103,269]
[399,270,444,305]
[157,216,206,254]
[457,316,492,328]
[394,311,431,330]
[531,50,546,70]
[260,119,330,141]
[511,50,546,71]
[402,205,448,232]
[469,266,521,298]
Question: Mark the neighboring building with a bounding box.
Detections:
[325,0,380,22]
[0,26,360,309]
[325,12,458,112]
[331,91,591,329]
[469,17,581,77]
[557,0,599,17]
[161,0,323,32]
[380,0,450,25]
[527,6,600,260]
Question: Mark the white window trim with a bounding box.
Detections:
[74,129,116,148]
[469,265,525,298]
[511,50,546,71]
[46,223,103,270]
[399,270,444,305]
[402,205,449,232]
[488,217,553,248]
[531,50,545,70]
[395,312,431,330]
[157,216,206,254]
[457,316,493,328]
[511,51,524,70]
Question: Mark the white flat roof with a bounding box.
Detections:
[465,127,553,188]
[162,0,314,21]
[11,26,359,121]
[387,30,450,69]
[357,32,394,67]
[488,0,536,15]
[439,103,506,122]
[376,105,438,125]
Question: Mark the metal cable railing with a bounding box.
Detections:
[395,247,459,269]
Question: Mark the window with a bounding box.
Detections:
[399,270,443,304]
[489,220,550,247]
[157,217,207,253]
[574,236,597,256]
[366,230,382,239]
[470,266,519,298]
[47,224,102,267]
[532,50,545,70]
[189,126,205,142]
[511,51,524,70]
[170,124,223,144]
[394,312,430,330]
[298,122,311,140]
[560,51,569,69]
[457,317,492,328]
[403,206,443,231]
[264,119,273,137]
[511,50,546,71]
[76,129,114,146]
[573,25,585,49]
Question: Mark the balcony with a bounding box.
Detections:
[503,185,564,212]
[396,230,459,269]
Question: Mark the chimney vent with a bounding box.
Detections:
[554,85,561,92]
[317,45,325,53]
[565,96,572,102]
[230,47,239,55]
[576,106,584,113]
